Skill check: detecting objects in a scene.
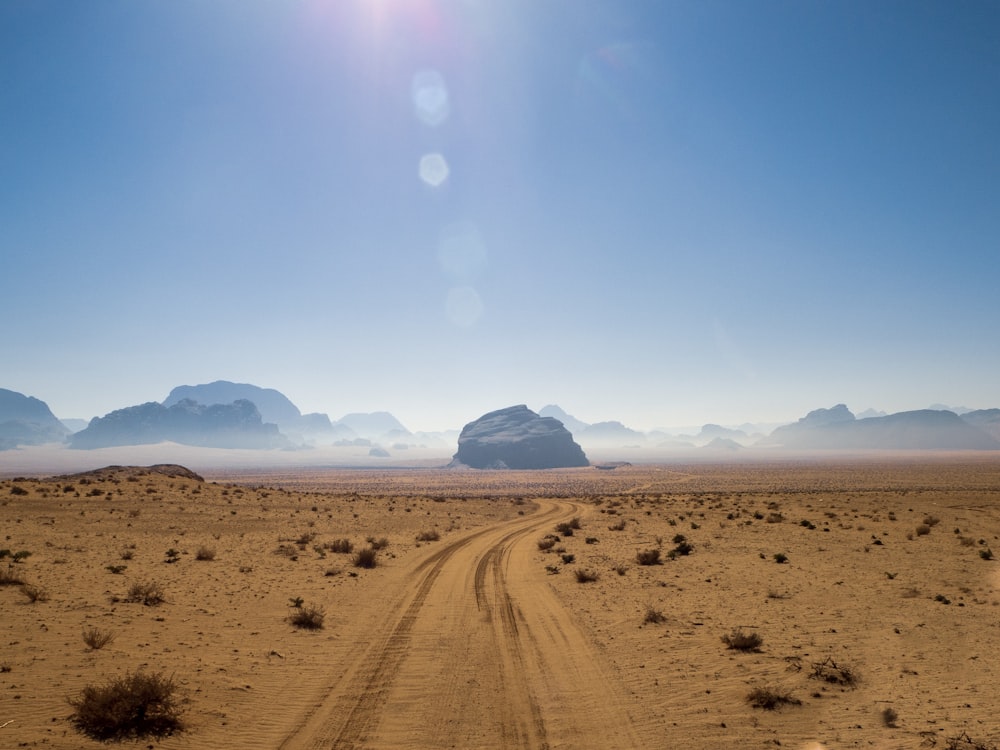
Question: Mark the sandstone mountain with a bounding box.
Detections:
[451,405,589,469]
[163,381,304,426]
[761,405,999,450]
[69,399,287,449]
[0,388,70,449]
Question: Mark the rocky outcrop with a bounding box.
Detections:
[69,399,287,449]
[0,388,70,449]
[451,405,589,469]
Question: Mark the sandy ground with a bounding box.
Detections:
[2,457,999,749]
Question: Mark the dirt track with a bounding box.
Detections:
[280,499,638,749]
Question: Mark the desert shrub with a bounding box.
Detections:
[636,548,661,566]
[83,626,116,650]
[20,583,48,602]
[773,552,788,564]
[574,568,599,583]
[766,512,784,524]
[415,530,440,542]
[69,669,184,740]
[608,518,626,531]
[0,565,25,587]
[353,547,377,569]
[560,553,575,564]
[296,531,316,547]
[945,731,999,750]
[10,485,28,496]
[881,706,899,728]
[366,536,390,550]
[923,515,941,527]
[915,524,931,536]
[746,686,800,710]
[325,538,354,554]
[555,522,574,537]
[289,604,325,630]
[980,548,994,561]
[125,581,164,606]
[613,564,628,576]
[810,656,859,686]
[120,548,134,561]
[106,564,127,574]
[670,540,694,557]
[537,536,558,551]
[12,550,30,563]
[722,627,763,652]
[194,546,216,561]
[164,549,181,563]
[585,536,598,544]
[568,517,582,530]
[643,604,666,624]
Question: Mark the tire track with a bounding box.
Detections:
[279,501,567,750]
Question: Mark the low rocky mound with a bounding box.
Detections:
[451,405,589,469]
[56,464,205,482]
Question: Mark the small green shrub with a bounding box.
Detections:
[69,670,184,740]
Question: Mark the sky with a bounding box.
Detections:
[2,0,999,433]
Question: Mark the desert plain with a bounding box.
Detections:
[2,456,1000,749]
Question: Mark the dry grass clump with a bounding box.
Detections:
[353,546,378,569]
[194,546,216,561]
[83,626,116,650]
[643,604,666,624]
[0,565,26,587]
[415,530,440,542]
[915,524,932,536]
[746,685,801,710]
[366,536,390,550]
[324,538,354,554]
[537,535,558,551]
[944,731,999,750]
[574,568,599,583]
[636,548,661,566]
[20,582,49,602]
[125,580,165,606]
[881,706,899,728]
[810,656,859,686]
[288,604,326,630]
[721,627,763,652]
[69,670,184,740]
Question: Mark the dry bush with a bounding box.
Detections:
[325,539,354,554]
[537,536,558,551]
[810,656,859,686]
[721,628,763,652]
[83,626,116,650]
[766,512,784,524]
[194,546,216,561]
[69,670,184,740]
[643,604,666,624]
[636,548,661,566]
[125,581,165,606]
[608,518,626,531]
[574,568,599,583]
[415,530,440,542]
[923,515,941,527]
[555,522,574,537]
[353,547,378,569]
[20,583,49,602]
[915,524,931,536]
[366,536,390,550]
[0,565,25,587]
[746,686,801,710]
[289,604,326,630]
[945,731,999,750]
[881,706,899,728]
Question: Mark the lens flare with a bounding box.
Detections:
[445,286,483,328]
[412,69,450,126]
[419,152,449,187]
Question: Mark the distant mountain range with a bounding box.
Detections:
[2,383,999,455]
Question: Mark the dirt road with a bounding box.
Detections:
[279,499,639,749]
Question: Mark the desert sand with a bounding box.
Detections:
[2,456,999,749]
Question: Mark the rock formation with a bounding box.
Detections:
[69,399,286,449]
[451,405,589,469]
[0,388,70,449]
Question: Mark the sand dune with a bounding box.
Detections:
[2,458,999,748]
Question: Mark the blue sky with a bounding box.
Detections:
[2,0,998,432]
